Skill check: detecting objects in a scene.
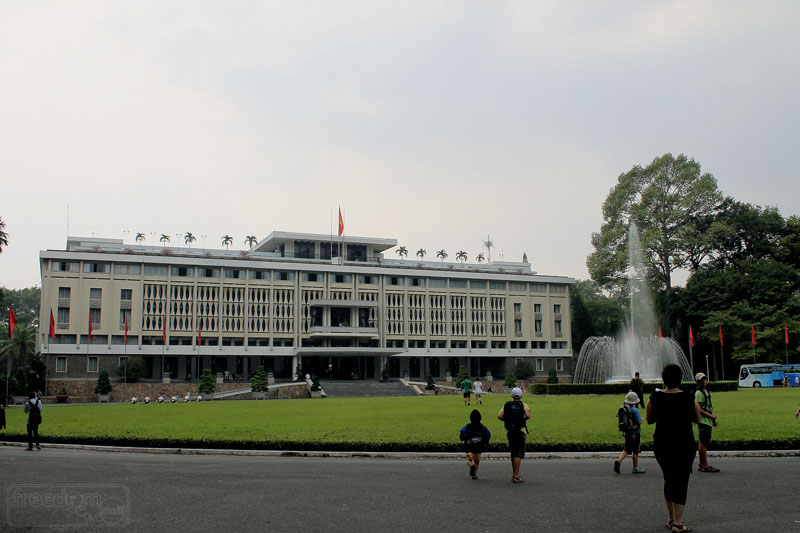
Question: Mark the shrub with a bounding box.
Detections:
[199,369,216,394]
[547,368,559,384]
[456,365,469,388]
[116,359,148,383]
[530,383,548,395]
[425,375,436,391]
[251,366,268,393]
[11,367,27,396]
[504,371,517,388]
[381,364,389,381]
[95,370,112,395]
[532,381,740,395]
[513,360,535,381]
[57,386,68,396]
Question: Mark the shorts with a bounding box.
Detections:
[624,432,641,455]
[698,424,712,446]
[465,452,481,461]
[507,431,526,459]
[463,392,471,398]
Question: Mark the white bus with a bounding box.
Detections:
[738,364,800,388]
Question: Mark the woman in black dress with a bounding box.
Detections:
[646,363,701,533]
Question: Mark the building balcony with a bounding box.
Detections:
[308,326,379,338]
[307,298,378,308]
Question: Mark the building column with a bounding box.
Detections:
[292,355,299,380]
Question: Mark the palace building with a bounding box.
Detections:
[37,231,574,383]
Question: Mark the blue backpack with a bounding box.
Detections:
[503,401,527,432]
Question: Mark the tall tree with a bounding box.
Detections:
[587,153,722,293]
[396,246,408,259]
[456,251,468,263]
[0,286,41,328]
[135,232,145,244]
[0,216,8,253]
[436,250,448,262]
[184,232,196,247]
[159,234,170,246]
[416,248,426,259]
[221,235,233,249]
[245,235,258,248]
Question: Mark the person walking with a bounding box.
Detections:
[24,392,44,451]
[497,387,530,483]
[460,409,491,479]
[630,372,645,408]
[646,364,700,533]
[472,378,483,405]
[614,391,646,474]
[695,372,720,473]
[461,376,473,406]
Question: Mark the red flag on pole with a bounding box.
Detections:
[751,325,756,346]
[197,320,202,346]
[785,322,789,344]
[8,305,16,338]
[658,326,663,345]
[689,325,694,348]
[49,309,56,340]
[124,313,129,345]
[89,314,93,341]
[338,206,344,237]
[719,325,724,347]
[162,317,167,345]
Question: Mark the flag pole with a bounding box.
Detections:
[688,328,694,373]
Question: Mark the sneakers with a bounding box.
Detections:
[632,467,646,474]
[613,460,621,474]
[699,465,720,473]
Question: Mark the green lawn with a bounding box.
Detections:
[3,389,799,451]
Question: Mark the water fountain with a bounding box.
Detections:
[573,222,692,383]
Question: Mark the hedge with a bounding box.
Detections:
[530,381,739,395]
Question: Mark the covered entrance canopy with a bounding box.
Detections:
[296,347,400,380]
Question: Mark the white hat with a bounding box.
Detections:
[695,372,707,382]
[511,387,523,399]
[624,392,640,405]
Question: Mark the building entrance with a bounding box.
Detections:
[301,356,377,379]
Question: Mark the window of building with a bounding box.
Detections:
[90,288,102,300]
[358,275,376,285]
[449,279,467,289]
[120,289,132,301]
[57,307,70,325]
[451,341,467,349]
[491,341,506,349]
[408,340,425,348]
[295,241,315,259]
[171,266,194,277]
[534,303,542,313]
[120,309,131,328]
[510,341,527,349]
[554,304,561,314]
[554,320,562,333]
[56,357,67,373]
[514,319,522,334]
[320,242,340,260]
[143,265,169,276]
[535,320,542,333]
[53,261,80,272]
[89,308,102,327]
[198,268,219,278]
[58,287,71,299]
[470,340,487,349]
[224,269,244,279]
[556,358,564,371]
[536,358,543,371]
[114,264,141,275]
[489,281,507,291]
[409,278,425,287]
[551,341,568,349]
[330,274,351,284]
[551,284,566,293]
[509,282,527,292]
[276,271,295,281]
[514,303,521,313]
[387,276,404,286]
[428,278,446,288]
[87,356,99,373]
[346,244,366,262]
[119,356,128,370]
[303,272,321,282]
[470,280,487,289]
[531,283,547,292]
[249,270,270,281]
[83,263,110,273]
[430,340,446,349]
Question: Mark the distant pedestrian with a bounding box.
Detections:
[695,372,720,473]
[630,372,645,408]
[460,409,491,479]
[473,379,483,405]
[614,392,645,474]
[0,403,6,430]
[646,364,700,533]
[461,377,473,406]
[24,392,44,451]
[796,376,799,388]
[497,387,530,483]
[795,406,799,419]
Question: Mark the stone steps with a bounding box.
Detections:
[319,380,418,398]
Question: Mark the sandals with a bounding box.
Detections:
[511,476,524,483]
[665,520,674,529]
[671,525,692,532]
[698,465,720,472]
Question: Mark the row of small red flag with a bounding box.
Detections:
[681,323,790,347]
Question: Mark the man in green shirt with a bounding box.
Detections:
[695,373,719,472]
[462,377,473,406]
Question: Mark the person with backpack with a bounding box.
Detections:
[23,391,43,451]
[459,409,491,479]
[497,386,530,483]
[629,372,645,408]
[694,372,719,473]
[614,391,645,474]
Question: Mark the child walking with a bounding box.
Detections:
[615,391,645,474]
[460,409,491,479]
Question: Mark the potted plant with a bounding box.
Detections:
[251,365,268,400]
[424,375,436,395]
[309,376,322,398]
[56,387,69,403]
[95,370,113,402]
[381,363,389,382]
[198,368,216,399]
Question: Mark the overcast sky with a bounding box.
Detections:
[2,1,798,290]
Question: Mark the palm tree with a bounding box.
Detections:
[245,235,258,249]
[436,249,448,262]
[476,253,485,263]
[0,216,8,253]
[221,235,233,249]
[135,232,145,244]
[184,232,196,248]
[1,326,36,370]
[396,246,408,260]
[416,248,426,259]
[456,250,468,263]
[159,234,170,246]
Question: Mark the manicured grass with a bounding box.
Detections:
[3,389,799,451]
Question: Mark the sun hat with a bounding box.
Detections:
[511,387,523,399]
[695,372,707,382]
[624,392,640,405]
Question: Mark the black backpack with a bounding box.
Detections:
[28,400,42,425]
[617,405,636,434]
[504,401,527,432]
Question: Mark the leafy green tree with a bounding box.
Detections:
[135,232,145,244]
[513,359,535,381]
[95,370,112,395]
[0,287,41,328]
[570,280,626,355]
[547,368,559,384]
[159,234,170,245]
[456,365,469,388]
[116,358,148,383]
[245,235,258,248]
[251,365,269,392]
[184,232,196,247]
[1,326,36,370]
[456,251,468,263]
[221,235,233,249]
[503,371,516,388]
[199,368,216,394]
[396,246,408,259]
[11,367,27,395]
[436,250,448,262]
[588,153,723,293]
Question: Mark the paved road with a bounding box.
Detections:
[1,446,798,532]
